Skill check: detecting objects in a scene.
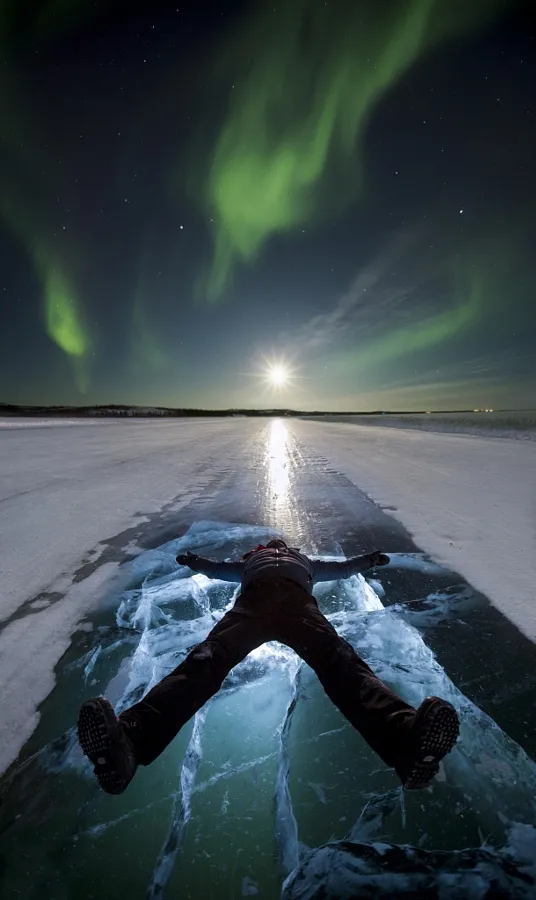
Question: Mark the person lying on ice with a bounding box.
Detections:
[78,539,459,795]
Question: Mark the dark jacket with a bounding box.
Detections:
[182,546,383,595]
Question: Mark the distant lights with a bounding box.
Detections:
[473,409,494,413]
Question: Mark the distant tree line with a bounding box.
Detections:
[0,404,478,418]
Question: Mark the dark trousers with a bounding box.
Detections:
[121,578,416,773]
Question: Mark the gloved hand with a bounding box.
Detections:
[368,551,390,568]
[176,550,199,568]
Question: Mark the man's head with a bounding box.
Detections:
[242,538,290,559]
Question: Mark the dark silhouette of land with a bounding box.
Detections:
[0,403,479,419]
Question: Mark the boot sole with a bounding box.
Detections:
[403,701,459,790]
[78,698,135,795]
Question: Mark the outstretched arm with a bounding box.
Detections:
[176,551,244,582]
[312,551,389,583]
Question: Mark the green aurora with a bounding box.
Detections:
[206,0,511,298]
[333,271,484,380]
[0,0,102,385]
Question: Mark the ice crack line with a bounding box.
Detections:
[275,662,302,878]
[146,706,208,900]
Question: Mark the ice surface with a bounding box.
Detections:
[308,410,536,441]
[1,520,535,898]
[282,837,536,899]
[293,417,536,641]
[1,417,257,775]
[146,707,209,900]
[3,414,534,791]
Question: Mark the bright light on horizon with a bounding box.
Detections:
[266,363,290,388]
[244,353,302,398]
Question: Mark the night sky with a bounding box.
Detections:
[1,0,535,411]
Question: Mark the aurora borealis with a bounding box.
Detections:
[207,0,510,296]
[0,0,534,410]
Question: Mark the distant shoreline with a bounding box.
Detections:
[0,403,530,419]
[304,411,536,442]
[1,406,535,440]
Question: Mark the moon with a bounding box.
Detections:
[267,364,289,388]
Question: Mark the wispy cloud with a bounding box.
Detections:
[283,225,476,367]
[276,226,535,410]
[328,371,535,412]
[287,229,423,355]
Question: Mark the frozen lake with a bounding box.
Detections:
[1,417,535,898]
[306,409,536,441]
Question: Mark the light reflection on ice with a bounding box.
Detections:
[248,642,297,664]
[263,418,311,547]
[266,419,290,507]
